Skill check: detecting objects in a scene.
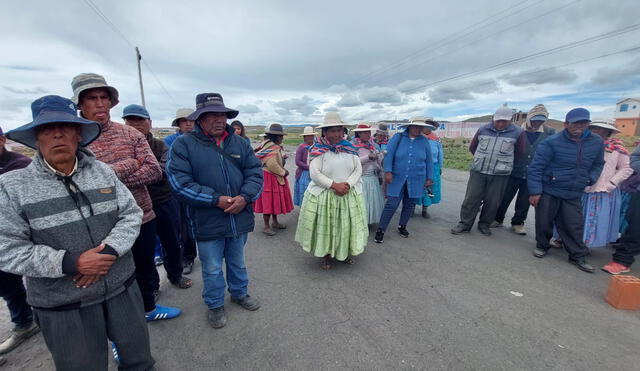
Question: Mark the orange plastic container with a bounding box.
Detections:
[605,275,640,310]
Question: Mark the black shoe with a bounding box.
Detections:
[231,295,261,311]
[477,224,492,236]
[532,247,548,258]
[208,306,226,329]
[451,224,470,235]
[183,261,194,275]
[421,207,430,219]
[569,258,595,273]
[374,229,384,243]
[398,226,409,238]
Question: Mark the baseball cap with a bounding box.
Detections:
[565,108,590,124]
[493,105,513,121]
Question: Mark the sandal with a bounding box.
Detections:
[344,257,355,265]
[171,276,193,289]
[263,228,276,236]
[320,259,332,270]
[272,223,287,230]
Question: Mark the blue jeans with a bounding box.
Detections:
[197,234,249,309]
[378,183,415,232]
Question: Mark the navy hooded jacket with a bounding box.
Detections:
[527,129,605,200]
[166,124,263,241]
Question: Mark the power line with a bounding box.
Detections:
[82,0,177,106]
[349,0,543,86]
[363,0,581,86]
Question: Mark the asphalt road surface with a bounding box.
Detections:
[1,166,639,371]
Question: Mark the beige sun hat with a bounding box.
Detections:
[589,120,620,133]
[172,108,195,127]
[316,112,347,129]
[299,126,317,137]
[352,122,375,132]
[71,73,119,107]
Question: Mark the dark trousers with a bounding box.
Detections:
[613,192,640,267]
[179,202,197,263]
[535,193,588,259]
[34,282,155,371]
[378,183,415,232]
[153,198,184,283]
[494,176,530,225]
[0,270,33,329]
[459,171,509,228]
[132,220,160,312]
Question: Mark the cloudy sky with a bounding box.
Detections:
[1,0,639,130]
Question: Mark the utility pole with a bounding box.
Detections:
[135,47,146,107]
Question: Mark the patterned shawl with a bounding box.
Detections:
[604,137,629,155]
[309,137,358,160]
[426,132,440,142]
[352,137,377,152]
[254,140,282,160]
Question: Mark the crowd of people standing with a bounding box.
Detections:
[0,72,638,370]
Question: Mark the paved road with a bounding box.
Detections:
[1,167,639,370]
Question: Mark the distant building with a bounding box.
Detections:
[615,98,640,136]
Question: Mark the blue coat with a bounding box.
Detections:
[383,130,434,198]
[527,129,605,200]
[166,125,263,241]
[164,131,182,147]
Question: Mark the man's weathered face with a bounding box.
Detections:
[493,120,511,131]
[199,113,227,137]
[0,135,6,154]
[565,121,589,139]
[529,119,546,131]
[78,88,112,125]
[36,123,82,166]
[408,125,423,137]
[124,116,152,136]
[178,119,195,133]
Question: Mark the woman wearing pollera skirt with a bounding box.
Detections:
[416,119,444,218]
[254,123,294,236]
[582,121,632,248]
[295,112,368,270]
[294,126,316,206]
[352,122,385,225]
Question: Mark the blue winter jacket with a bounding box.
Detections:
[166,125,263,241]
[383,129,434,198]
[164,131,182,147]
[527,129,605,200]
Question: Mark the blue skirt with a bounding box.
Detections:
[582,189,622,248]
[294,170,311,206]
[361,174,385,224]
[416,162,442,207]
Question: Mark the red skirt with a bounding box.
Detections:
[254,171,294,215]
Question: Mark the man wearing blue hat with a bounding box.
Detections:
[122,104,193,290]
[527,107,605,273]
[166,93,263,329]
[0,96,155,370]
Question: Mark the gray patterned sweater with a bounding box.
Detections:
[0,148,142,309]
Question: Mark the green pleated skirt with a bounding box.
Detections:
[295,188,368,261]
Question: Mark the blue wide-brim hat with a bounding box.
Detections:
[6,95,101,149]
[188,93,239,121]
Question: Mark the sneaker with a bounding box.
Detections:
[145,305,181,321]
[569,258,595,273]
[230,295,261,311]
[208,307,226,329]
[111,342,120,364]
[183,260,194,275]
[511,224,526,235]
[374,229,384,243]
[477,224,492,236]
[550,239,563,249]
[451,223,470,235]
[532,247,548,258]
[489,221,502,228]
[398,226,409,238]
[154,255,164,266]
[601,261,631,275]
[0,322,40,355]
